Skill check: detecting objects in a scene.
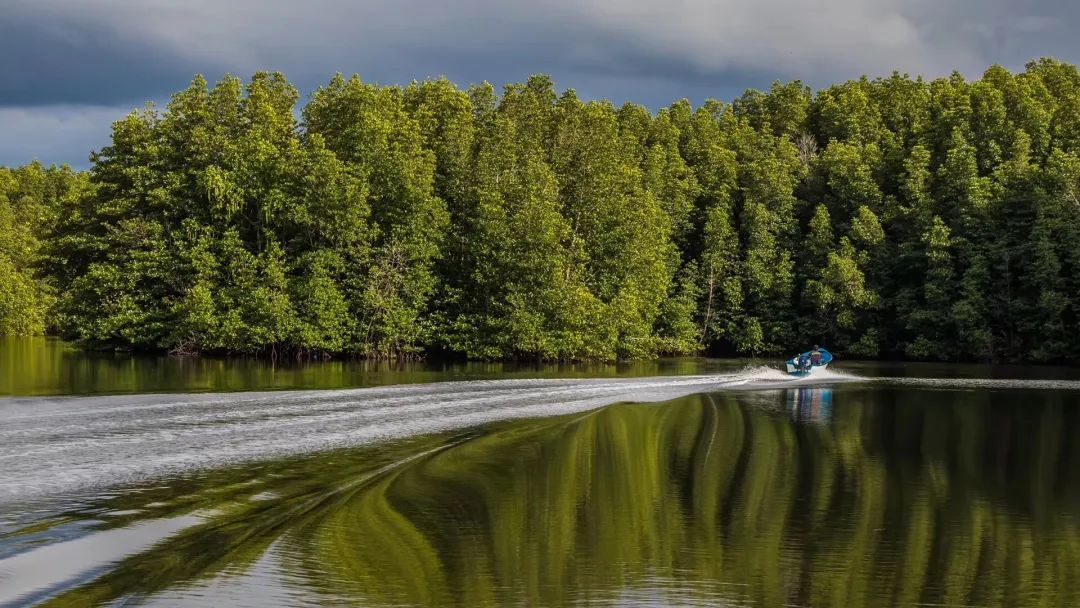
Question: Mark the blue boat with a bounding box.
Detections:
[784,347,833,376]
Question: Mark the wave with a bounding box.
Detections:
[0,367,861,504]
[873,376,1080,391]
[14,366,1079,505]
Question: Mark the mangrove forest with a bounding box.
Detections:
[3,58,1080,362]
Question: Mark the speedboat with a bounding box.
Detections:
[785,347,833,376]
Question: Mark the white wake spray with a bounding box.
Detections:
[0,368,862,504]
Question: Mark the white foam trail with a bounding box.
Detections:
[0,368,859,504]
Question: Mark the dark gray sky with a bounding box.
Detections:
[3,0,1077,168]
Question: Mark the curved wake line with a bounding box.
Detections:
[0,367,858,505]
[874,376,1080,391]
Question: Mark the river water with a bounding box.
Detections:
[1,338,1079,607]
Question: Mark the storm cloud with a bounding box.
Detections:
[2,0,1078,166]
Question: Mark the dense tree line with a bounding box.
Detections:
[3,59,1080,362]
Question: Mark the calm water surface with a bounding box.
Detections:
[1,338,1079,607]
[0,337,753,396]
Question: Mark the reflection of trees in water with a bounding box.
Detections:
[0,336,737,395]
[295,390,1080,607]
[35,389,1080,607]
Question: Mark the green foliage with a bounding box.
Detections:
[9,58,1080,361]
[0,163,83,335]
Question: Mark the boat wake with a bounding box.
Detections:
[0,367,859,504]
[875,376,1080,391]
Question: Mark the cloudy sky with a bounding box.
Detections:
[2,0,1077,168]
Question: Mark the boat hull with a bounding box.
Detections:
[785,362,828,376]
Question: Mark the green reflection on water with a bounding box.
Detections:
[0,336,744,396]
[19,385,1080,607]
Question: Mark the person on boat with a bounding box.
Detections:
[810,345,823,366]
[798,353,811,372]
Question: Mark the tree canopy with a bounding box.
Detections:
[5,59,1080,362]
